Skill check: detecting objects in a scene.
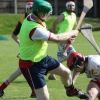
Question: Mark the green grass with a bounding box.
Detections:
[0,14,100,35]
[0,14,100,100]
[0,32,100,100]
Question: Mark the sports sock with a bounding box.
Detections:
[0,80,10,90]
[32,90,36,94]
[65,84,76,94]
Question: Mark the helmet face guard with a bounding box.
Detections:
[26,2,33,12]
[70,56,84,70]
[41,10,52,21]
[67,52,85,71]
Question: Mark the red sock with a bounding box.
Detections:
[67,87,76,94]
[32,90,36,94]
[0,80,10,90]
[65,84,76,95]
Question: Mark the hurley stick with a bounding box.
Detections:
[81,24,100,55]
[63,0,93,56]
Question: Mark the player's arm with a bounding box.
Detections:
[72,70,80,84]
[29,27,78,43]
[11,21,22,45]
[11,34,20,45]
[73,21,77,29]
[73,14,77,29]
[52,14,64,34]
[49,30,78,43]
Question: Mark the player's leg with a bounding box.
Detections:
[19,56,88,99]
[48,44,76,80]
[49,63,89,99]
[49,63,73,86]
[7,68,22,82]
[86,80,100,100]
[17,54,36,98]
[48,43,65,80]
[0,68,36,98]
[58,44,76,62]
[20,66,49,100]
[0,68,22,97]
[35,85,49,100]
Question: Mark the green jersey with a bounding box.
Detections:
[19,16,47,62]
[57,11,76,34]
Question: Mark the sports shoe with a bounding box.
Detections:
[48,74,57,80]
[0,90,4,97]
[67,88,89,99]
[30,94,36,98]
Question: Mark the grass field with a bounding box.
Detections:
[0,14,100,35]
[0,14,100,100]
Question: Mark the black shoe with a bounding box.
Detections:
[30,94,36,98]
[0,90,4,97]
[77,89,89,99]
[67,88,89,99]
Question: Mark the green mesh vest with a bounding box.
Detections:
[19,18,47,62]
[57,11,76,34]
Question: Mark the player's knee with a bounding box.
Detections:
[66,67,71,76]
[87,91,95,100]
[62,68,71,78]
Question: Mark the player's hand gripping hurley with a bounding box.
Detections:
[63,0,93,56]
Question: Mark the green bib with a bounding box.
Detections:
[57,11,76,34]
[19,17,47,62]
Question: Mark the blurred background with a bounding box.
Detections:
[0,0,100,17]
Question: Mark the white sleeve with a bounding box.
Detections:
[30,27,51,41]
[89,55,100,66]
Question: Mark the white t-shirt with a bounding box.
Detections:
[28,14,51,41]
[30,27,51,41]
[85,55,100,80]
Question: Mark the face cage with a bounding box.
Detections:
[76,65,84,69]
[70,55,85,70]
[26,7,32,12]
[41,11,52,21]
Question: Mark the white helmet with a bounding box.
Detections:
[26,2,33,9]
[66,1,75,8]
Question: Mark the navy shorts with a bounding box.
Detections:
[20,55,60,89]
